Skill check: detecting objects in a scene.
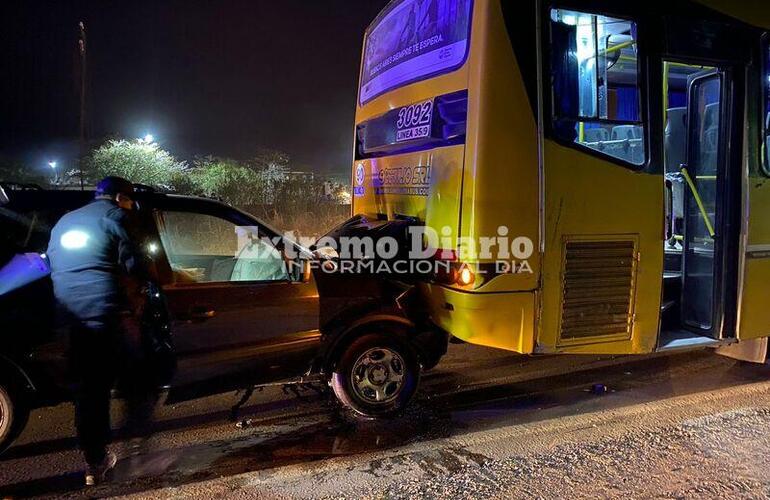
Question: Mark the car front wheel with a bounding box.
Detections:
[330,332,420,418]
[0,380,29,455]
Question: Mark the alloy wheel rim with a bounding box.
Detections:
[0,388,10,439]
[351,347,406,405]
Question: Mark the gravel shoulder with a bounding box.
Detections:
[371,407,770,500]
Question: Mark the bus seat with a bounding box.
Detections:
[603,140,633,163]
[611,125,641,141]
[665,107,686,174]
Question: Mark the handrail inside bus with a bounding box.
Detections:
[601,39,635,55]
[680,165,716,238]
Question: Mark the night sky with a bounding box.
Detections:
[1,1,389,176]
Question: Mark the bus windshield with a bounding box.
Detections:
[359,0,472,105]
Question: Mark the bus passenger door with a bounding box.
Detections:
[680,71,727,337]
[659,60,741,349]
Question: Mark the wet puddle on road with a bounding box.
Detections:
[111,407,456,486]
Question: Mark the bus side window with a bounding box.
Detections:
[549,9,646,166]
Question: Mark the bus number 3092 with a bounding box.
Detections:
[397,101,432,129]
[396,100,433,142]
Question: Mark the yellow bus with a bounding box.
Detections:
[339,0,770,409]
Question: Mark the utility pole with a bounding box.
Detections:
[77,21,87,190]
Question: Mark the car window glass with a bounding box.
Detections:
[157,210,288,283]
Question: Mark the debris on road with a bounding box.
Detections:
[591,383,608,395]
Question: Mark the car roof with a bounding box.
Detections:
[1,187,208,210]
[0,186,258,224]
[2,188,93,212]
[1,187,312,255]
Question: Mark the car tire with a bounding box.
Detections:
[0,380,29,456]
[330,332,420,419]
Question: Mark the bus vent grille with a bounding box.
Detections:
[559,239,637,342]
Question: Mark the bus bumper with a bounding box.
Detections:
[420,283,536,354]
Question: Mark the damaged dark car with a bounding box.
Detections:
[0,183,448,454]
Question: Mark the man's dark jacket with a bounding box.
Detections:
[47,199,144,323]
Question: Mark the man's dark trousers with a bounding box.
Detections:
[70,314,156,465]
[70,318,120,465]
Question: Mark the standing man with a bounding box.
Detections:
[47,176,151,486]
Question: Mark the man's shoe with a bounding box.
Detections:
[85,451,117,486]
[126,437,149,458]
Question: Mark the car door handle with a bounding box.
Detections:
[189,306,216,321]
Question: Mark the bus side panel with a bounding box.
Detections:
[737,52,769,342]
[538,141,663,355]
[461,0,540,292]
[739,184,770,340]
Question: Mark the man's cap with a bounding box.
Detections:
[95,176,134,198]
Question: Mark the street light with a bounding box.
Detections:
[48,161,58,184]
[140,133,154,144]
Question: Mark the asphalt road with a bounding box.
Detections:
[1,343,769,499]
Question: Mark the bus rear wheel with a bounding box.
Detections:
[330,332,420,418]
